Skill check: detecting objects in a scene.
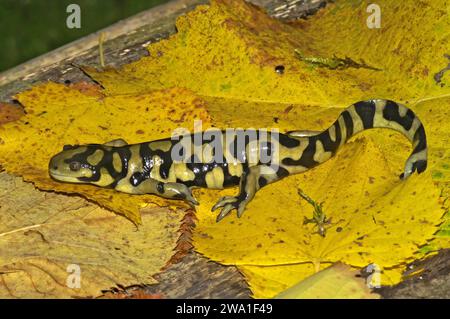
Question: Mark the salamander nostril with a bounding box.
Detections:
[52,165,58,170]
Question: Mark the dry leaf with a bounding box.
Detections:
[0,172,184,298]
[0,103,24,125]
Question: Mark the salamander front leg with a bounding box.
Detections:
[120,178,199,206]
[162,182,199,206]
[211,165,282,222]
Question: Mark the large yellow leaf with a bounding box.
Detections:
[0,172,184,298]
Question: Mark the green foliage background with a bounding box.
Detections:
[0,0,170,72]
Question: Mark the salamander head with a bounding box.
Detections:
[49,144,99,183]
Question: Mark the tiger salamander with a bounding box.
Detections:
[49,99,427,222]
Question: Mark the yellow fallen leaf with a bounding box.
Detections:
[274,263,379,299]
[414,98,450,186]
[0,172,184,298]
[87,0,450,106]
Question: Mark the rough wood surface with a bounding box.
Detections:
[146,252,252,299]
[0,0,447,299]
[379,249,450,299]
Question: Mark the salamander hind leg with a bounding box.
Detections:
[104,138,128,147]
[211,165,286,222]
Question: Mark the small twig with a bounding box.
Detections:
[297,188,331,237]
[99,32,106,68]
[295,49,381,71]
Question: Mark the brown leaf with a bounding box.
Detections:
[0,172,185,298]
[0,103,24,125]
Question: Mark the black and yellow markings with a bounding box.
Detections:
[49,99,428,221]
[92,167,115,187]
[353,100,376,129]
[281,135,320,169]
[143,141,175,181]
[108,147,131,187]
[86,149,104,166]
[382,100,415,131]
[313,140,332,163]
[223,134,244,182]
[112,152,122,173]
[280,99,428,177]
[257,165,289,189]
[279,122,344,170]
[345,104,365,134]
[156,181,164,194]
[212,164,285,221]
[341,110,354,141]
[148,140,173,152]
[413,125,427,153]
[67,146,99,183]
[56,144,131,187]
[115,145,142,193]
[205,166,225,189]
[173,162,196,182]
[328,124,337,142]
[317,121,342,155]
[222,162,243,187]
[373,100,409,136]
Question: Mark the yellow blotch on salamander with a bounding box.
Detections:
[112,152,122,173]
[87,149,104,166]
[149,141,173,152]
[92,168,115,187]
[174,162,196,182]
[205,167,225,189]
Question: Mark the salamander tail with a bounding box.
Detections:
[328,99,427,179]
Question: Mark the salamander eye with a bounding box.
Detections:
[69,161,81,171]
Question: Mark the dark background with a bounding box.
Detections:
[0,0,171,72]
